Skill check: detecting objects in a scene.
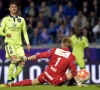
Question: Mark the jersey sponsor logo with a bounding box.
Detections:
[55,48,71,58]
[44,71,53,80]
[18,18,21,22]
[8,27,21,31]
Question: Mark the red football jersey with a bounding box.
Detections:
[36,48,77,79]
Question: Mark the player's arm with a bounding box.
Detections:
[22,18,30,44]
[84,37,90,61]
[13,49,54,63]
[27,49,53,60]
[0,18,6,36]
[69,56,83,86]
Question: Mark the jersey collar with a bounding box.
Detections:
[9,14,18,18]
[61,47,69,51]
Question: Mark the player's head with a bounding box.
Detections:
[74,27,82,36]
[9,2,18,14]
[61,37,71,48]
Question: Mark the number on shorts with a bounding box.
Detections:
[9,46,13,54]
[55,57,61,66]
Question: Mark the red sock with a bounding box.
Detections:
[11,79,32,86]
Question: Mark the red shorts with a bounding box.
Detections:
[38,71,68,86]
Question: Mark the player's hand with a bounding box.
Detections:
[20,56,28,62]
[6,33,11,37]
[27,44,31,52]
[12,56,28,63]
[76,81,88,87]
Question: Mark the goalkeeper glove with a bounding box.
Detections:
[76,81,88,87]
[20,56,28,62]
[12,56,28,63]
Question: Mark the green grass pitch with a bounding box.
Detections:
[0,84,99,90]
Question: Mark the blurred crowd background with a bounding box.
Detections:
[0,0,100,46]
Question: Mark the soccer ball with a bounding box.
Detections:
[77,69,90,83]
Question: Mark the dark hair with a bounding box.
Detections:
[9,2,18,7]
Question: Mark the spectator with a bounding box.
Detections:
[84,21,95,43]
[37,11,49,28]
[92,20,100,40]
[47,21,58,42]
[58,4,65,17]
[50,1,58,15]
[39,1,51,18]
[87,11,99,27]
[18,10,23,16]
[91,0,100,16]
[71,10,87,28]
[63,1,77,19]
[24,1,39,17]
[27,16,37,32]
[71,21,79,34]
[36,21,44,33]
[57,22,70,37]
[84,21,93,35]
[56,31,63,43]
[83,28,89,40]
[40,28,53,44]
[49,0,58,5]
[30,28,40,45]
[69,30,74,37]
[81,1,90,17]
[0,1,5,20]
[54,12,64,25]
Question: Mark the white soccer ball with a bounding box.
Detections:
[77,69,90,83]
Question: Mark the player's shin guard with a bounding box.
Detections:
[7,63,16,80]
[13,65,24,79]
[11,79,32,86]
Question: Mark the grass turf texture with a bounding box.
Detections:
[0,84,99,90]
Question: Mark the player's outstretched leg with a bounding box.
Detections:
[12,62,25,80]
[10,78,40,87]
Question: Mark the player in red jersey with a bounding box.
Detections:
[0,37,86,87]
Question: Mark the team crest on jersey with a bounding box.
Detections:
[18,18,21,22]
[13,22,16,27]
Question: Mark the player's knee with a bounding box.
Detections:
[10,55,17,61]
[66,72,73,80]
[19,61,25,66]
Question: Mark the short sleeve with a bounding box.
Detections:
[0,18,6,36]
[0,18,6,30]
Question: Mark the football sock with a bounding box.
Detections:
[11,79,32,86]
[13,64,24,79]
[67,78,76,86]
[7,63,16,80]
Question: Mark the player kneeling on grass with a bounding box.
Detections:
[0,37,86,87]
